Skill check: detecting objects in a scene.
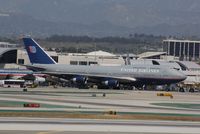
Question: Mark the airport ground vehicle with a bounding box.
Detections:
[176,73,200,92]
[177,82,200,92]
[0,79,25,88]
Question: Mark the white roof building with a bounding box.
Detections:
[16,49,125,66]
[86,50,116,57]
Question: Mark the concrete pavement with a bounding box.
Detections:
[0,117,199,133]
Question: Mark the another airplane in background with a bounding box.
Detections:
[0,69,46,83]
[22,37,186,89]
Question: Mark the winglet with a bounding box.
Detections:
[22,37,57,64]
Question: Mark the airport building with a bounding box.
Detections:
[0,42,18,48]
[56,50,124,66]
[0,47,125,68]
[0,48,18,65]
[163,39,200,61]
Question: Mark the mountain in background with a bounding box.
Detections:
[0,0,200,37]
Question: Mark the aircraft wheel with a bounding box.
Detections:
[61,83,66,87]
[119,84,125,90]
[165,85,170,91]
[97,85,107,89]
[179,87,185,92]
[113,87,119,90]
[78,85,89,89]
[189,88,194,93]
[128,86,133,90]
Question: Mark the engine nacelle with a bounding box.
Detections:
[72,76,87,84]
[102,80,119,87]
[34,76,46,84]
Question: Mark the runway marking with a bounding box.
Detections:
[37,131,62,134]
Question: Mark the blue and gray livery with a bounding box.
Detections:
[22,37,187,89]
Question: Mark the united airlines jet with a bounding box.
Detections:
[22,37,186,89]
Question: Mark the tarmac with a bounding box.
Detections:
[0,87,199,133]
[0,117,200,133]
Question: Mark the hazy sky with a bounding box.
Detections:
[0,0,199,27]
[0,0,200,37]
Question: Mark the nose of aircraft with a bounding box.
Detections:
[180,74,187,81]
[177,71,187,81]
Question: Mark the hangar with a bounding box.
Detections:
[0,48,17,64]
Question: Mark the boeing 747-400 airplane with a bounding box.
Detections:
[22,37,186,89]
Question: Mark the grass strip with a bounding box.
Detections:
[0,111,199,121]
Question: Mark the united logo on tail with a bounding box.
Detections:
[29,46,36,53]
[23,37,57,64]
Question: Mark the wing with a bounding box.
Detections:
[42,71,136,84]
[21,64,46,71]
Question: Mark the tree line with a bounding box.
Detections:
[45,34,164,44]
[0,34,165,53]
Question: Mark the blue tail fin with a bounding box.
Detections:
[23,37,56,64]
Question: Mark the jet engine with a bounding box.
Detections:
[102,80,119,88]
[72,76,87,84]
[34,76,46,84]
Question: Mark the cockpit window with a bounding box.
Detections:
[173,68,180,71]
[175,61,189,71]
[152,60,160,65]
